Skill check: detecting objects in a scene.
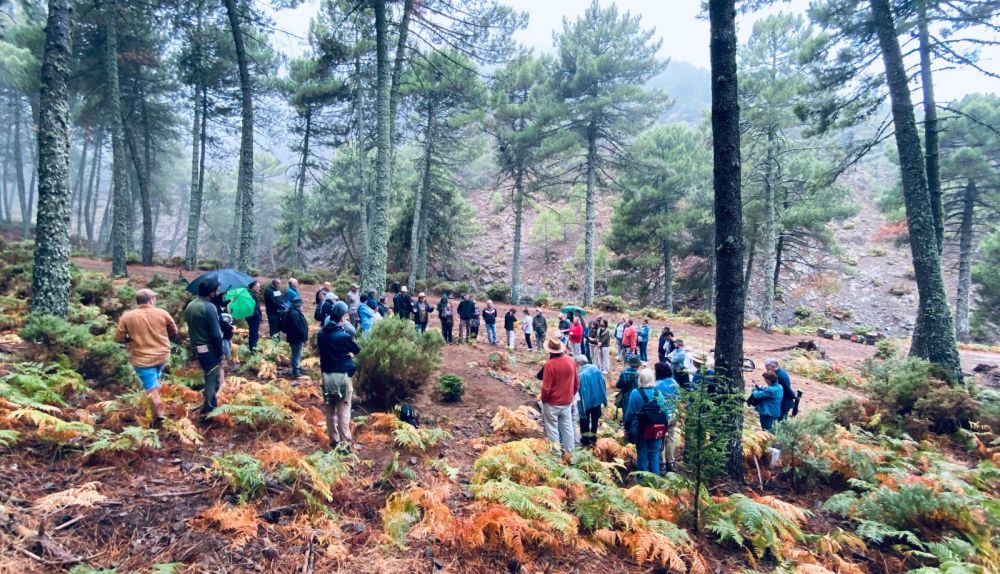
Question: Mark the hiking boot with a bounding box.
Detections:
[151,415,164,430]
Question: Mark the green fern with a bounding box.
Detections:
[7,408,95,439]
[571,481,639,531]
[208,403,290,427]
[707,516,745,548]
[0,429,19,447]
[212,453,267,501]
[0,362,87,409]
[470,478,577,536]
[707,494,807,559]
[854,518,925,547]
[392,424,452,452]
[84,427,160,456]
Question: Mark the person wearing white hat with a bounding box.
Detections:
[393,286,413,320]
[537,337,579,457]
[413,292,434,333]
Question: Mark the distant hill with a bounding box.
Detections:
[649,60,711,125]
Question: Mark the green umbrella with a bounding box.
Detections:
[224,287,257,321]
[560,305,586,317]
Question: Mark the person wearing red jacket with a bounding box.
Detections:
[536,337,579,457]
[621,319,638,364]
[568,316,584,356]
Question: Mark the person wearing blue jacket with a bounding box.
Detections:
[623,368,666,475]
[316,302,361,450]
[574,354,607,446]
[358,294,377,335]
[751,371,783,431]
[637,319,650,363]
[653,362,680,471]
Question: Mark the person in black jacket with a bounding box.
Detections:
[283,298,310,379]
[316,301,360,450]
[246,281,262,354]
[393,286,413,320]
[263,279,285,338]
[412,292,434,332]
[457,294,476,343]
[504,308,518,349]
[658,326,674,364]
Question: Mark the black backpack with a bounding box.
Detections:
[637,389,668,440]
[399,403,419,427]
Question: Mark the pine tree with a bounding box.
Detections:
[223,0,255,273]
[552,0,667,306]
[29,0,73,317]
[103,0,130,278]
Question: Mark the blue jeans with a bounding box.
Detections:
[486,323,496,344]
[638,341,648,362]
[290,342,303,373]
[415,322,427,333]
[636,438,664,475]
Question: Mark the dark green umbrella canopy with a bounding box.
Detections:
[561,305,586,317]
[186,268,254,295]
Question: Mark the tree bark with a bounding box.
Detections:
[388,0,413,152]
[0,121,9,222]
[87,131,103,250]
[761,131,777,332]
[408,104,434,292]
[361,0,392,295]
[773,233,784,297]
[184,83,203,269]
[743,236,756,300]
[706,247,716,312]
[583,119,598,306]
[73,134,88,246]
[292,106,312,270]
[917,0,944,253]
[510,169,525,304]
[12,98,30,238]
[870,0,962,383]
[30,0,74,316]
[104,1,129,277]
[124,110,153,266]
[954,180,976,342]
[224,0,255,273]
[662,241,673,312]
[709,0,745,481]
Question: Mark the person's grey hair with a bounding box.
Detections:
[638,368,656,388]
[573,354,589,365]
[764,357,780,368]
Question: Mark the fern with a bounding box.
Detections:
[470,478,577,536]
[161,417,204,445]
[854,519,924,547]
[6,407,95,440]
[490,405,542,437]
[296,449,357,502]
[208,403,289,427]
[708,494,807,559]
[212,453,267,501]
[0,429,19,447]
[189,503,260,546]
[392,424,452,452]
[0,362,86,409]
[84,426,160,456]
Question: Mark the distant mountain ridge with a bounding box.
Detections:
[649,60,711,125]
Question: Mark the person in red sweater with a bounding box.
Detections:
[568,316,585,356]
[621,319,638,364]
[537,337,579,457]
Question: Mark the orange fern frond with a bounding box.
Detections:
[491,406,542,437]
[593,437,636,462]
[33,482,107,513]
[751,494,811,524]
[189,503,260,547]
[255,443,303,469]
[626,529,685,571]
[796,564,837,574]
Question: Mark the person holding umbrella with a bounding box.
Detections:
[184,279,225,417]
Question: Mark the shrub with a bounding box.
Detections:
[825,396,866,428]
[355,316,444,409]
[794,305,812,319]
[771,410,836,490]
[432,282,456,296]
[73,272,115,307]
[436,374,464,402]
[21,313,92,352]
[534,292,551,307]
[486,283,509,303]
[865,358,978,436]
[684,309,716,327]
[593,295,626,312]
[874,338,897,360]
[212,453,266,502]
[197,258,222,271]
[82,340,136,387]
[868,246,886,257]
[637,308,670,321]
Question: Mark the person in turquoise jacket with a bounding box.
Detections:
[751,371,783,431]
[574,354,607,446]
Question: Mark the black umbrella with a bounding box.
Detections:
[185,268,255,295]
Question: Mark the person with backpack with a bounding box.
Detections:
[504,308,518,349]
[482,300,498,344]
[574,354,607,446]
[536,338,579,457]
[283,298,310,379]
[667,340,690,389]
[315,282,331,307]
[614,355,642,418]
[315,291,336,324]
[637,319,650,363]
[316,301,360,451]
[532,309,548,350]
[557,313,571,345]
[413,292,434,333]
[358,293,377,336]
[184,279,224,417]
[457,294,476,343]
[468,309,481,342]
[653,362,680,472]
[440,303,455,344]
[286,278,301,305]
[690,352,717,392]
[521,309,534,349]
[263,279,285,338]
[624,368,669,476]
[750,371,784,431]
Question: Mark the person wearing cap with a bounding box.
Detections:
[184,279,225,416]
[521,308,534,349]
[557,313,571,345]
[246,281,263,353]
[263,279,285,338]
[621,319,638,364]
[346,284,361,325]
[316,301,360,450]
[286,278,301,305]
[358,293,377,335]
[457,294,476,343]
[614,354,642,418]
[574,354,607,446]
[283,297,310,379]
[504,308,518,349]
[532,308,548,350]
[116,288,178,425]
[393,286,413,321]
[536,338,579,456]
[690,352,717,392]
[413,292,435,333]
[482,300,498,344]
[667,339,690,389]
[764,358,796,420]
[315,281,332,307]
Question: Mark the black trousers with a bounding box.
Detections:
[579,406,601,445]
[246,314,261,352]
[196,351,222,415]
[266,311,281,338]
[524,333,532,349]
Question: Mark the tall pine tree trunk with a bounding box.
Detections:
[86,131,103,250]
[870,0,962,383]
[709,0,745,481]
[361,0,391,295]
[706,247,716,312]
[761,132,777,332]
[510,169,525,304]
[662,241,673,312]
[582,119,598,306]
[124,114,153,266]
[743,236,755,299]
[73,135,88,246]
[13,99,30,238]
[292,106,312,270]
[408,105,434,292]
[30,0,73,316]
[224,0,255,273]
[353,51,368,264]
[917,0,943,253]
[104,1,129,277]
[184,84,203,269]
[954,180,976,342]
[388,0,413,152]
[1,122,10,223]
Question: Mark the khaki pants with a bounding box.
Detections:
[322,373,353,443]
[661,419,677,464]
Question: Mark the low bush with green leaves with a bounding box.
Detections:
[593,295,626,312]
[436,373,464,402]
[874,338,897,360]
[212,453,267,501]
[486,283,509,303]
[865,358,979,435]
[354,316,444,409]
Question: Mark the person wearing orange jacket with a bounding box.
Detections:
[621,319,638,364]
